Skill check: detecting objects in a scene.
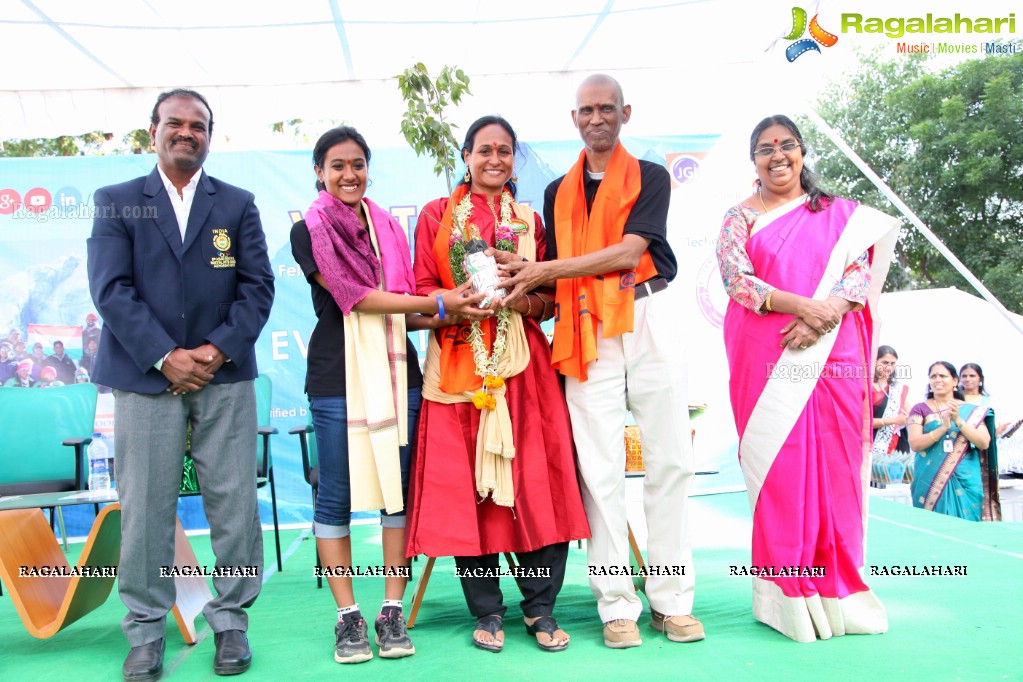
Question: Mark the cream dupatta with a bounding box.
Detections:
[344,207,408,514]
[421,203,536,507]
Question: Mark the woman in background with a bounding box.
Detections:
[959,363,992,411]
[870,345,910,485]
[907,361,1000,521]
[961,362,1023,474]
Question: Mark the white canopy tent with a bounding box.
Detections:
[0,0,923,146]
[3,0,1018,144]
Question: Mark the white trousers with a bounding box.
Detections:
[565,292,696,622]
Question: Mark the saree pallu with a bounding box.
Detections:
[911,404,1000,521]
[872,383,909,457]
[723,196,898,642]
[871,383,911,485]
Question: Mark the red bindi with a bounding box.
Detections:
[773,138,778,143]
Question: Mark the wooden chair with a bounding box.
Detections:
[0,504,120,637]
[168,515,215,644]
[288,411,605,623]
[620,409,706,592]
[0,502,213,643]
[406,553,519,629]
[405,538,646,627]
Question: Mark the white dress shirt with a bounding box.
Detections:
[157,166,203,241]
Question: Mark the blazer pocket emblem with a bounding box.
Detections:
[209,228,236,268]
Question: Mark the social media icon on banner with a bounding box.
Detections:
[23,187,52,214]
[56,186,82,208]
[0,188,20,215]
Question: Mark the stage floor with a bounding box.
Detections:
[2,491,1021,681]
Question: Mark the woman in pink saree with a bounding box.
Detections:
[716,115,899,642]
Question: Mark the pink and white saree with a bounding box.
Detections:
[722,196,898,642]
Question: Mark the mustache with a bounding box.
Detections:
[171,136,197,148]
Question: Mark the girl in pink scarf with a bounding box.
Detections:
[291,126,488,665]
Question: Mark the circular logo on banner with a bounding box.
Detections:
[23,187,52,214]
[55,186,82,210]
[695,254,726,329]
[0,188,20,215]
[670,156,701,185]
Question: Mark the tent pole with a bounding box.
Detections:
[805,109,1023,339]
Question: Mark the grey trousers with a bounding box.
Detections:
[114,381,262,646]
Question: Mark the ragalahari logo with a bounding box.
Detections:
[784,7,838,62]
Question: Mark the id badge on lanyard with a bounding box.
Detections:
[943,434,955,453]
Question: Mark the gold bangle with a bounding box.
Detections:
[764,291,774,312]
[525,295,534,318]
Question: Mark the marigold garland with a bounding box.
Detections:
[472,390,498,411]
[448,190,518,409]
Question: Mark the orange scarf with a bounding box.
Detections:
[431,185,496,394]
[551,143,656,381]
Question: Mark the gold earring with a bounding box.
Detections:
[464,170,471,183]
[510,175,518,183]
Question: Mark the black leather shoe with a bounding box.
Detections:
[213,630,252,675]
[122,638,164,682]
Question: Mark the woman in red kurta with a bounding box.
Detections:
[406,115,589,653]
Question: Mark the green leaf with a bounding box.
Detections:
[394,62,473,191]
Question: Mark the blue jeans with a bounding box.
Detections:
[310,387,421,539]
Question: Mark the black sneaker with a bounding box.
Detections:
[374,610,416,659]
[334,614,373,664]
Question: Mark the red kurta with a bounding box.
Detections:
[405,193,590,556]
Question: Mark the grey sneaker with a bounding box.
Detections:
[334,614,373,664]
[375,611,416,659]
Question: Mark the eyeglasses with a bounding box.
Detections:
[753,141,802,157]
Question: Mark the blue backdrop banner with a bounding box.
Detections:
[0,133,742,538]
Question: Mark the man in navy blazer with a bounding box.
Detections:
[88,89,274,681]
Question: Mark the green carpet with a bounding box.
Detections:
[2,494,1021,681]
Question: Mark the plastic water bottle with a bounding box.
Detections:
[87,432,111,492]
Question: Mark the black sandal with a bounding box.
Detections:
[473,615,504,653]
[524,615,569,652]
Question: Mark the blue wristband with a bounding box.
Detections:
[436,294,446,320]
